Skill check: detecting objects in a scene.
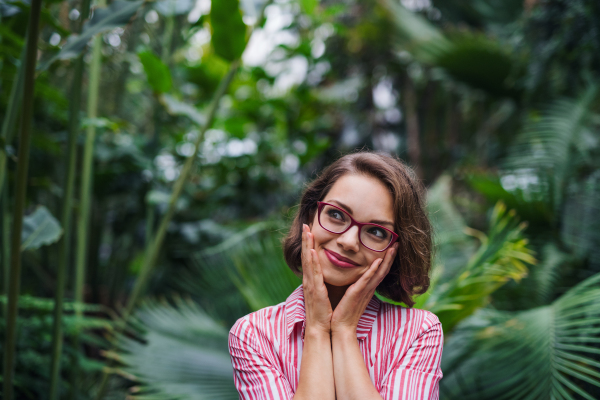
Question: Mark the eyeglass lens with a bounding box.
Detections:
[319,204,393,251]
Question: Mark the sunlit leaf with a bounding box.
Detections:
[210,0,247,62]
[139,50,173,93]
[21,206,63,251]
[160,93,205,125]
[299,0,318,15]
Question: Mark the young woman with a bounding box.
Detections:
[229,152,443,400]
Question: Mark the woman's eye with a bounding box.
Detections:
[329,210,344,220]
[368,227,388,239]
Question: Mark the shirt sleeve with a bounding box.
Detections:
[379,313,444,400]
[229,318,295,400]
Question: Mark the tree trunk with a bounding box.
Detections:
[401,72,422,179]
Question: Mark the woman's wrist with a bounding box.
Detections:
[305,324,331,338]
[331,324,356,339]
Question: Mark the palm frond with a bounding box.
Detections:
[441,272,600,400]
[532,243,574,306]
[503,87,598,215]
[561,172,600,272]
[424,202,536,333]
[117,297,238,400]
[180,221,301,313]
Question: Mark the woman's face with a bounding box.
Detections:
[309,173,395,287]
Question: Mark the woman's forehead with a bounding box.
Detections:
[324,174,394,221]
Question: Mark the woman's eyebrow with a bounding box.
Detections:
[328,199,394,227]
[370,219,395,228]
[329,199,354,214]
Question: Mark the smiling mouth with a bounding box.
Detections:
[324,248,361,268]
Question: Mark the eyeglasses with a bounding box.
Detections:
[316,201,398,252]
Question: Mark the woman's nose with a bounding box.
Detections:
[336,225,360,252]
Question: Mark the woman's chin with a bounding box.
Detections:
[322,267,361,287]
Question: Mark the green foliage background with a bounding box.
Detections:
[1,0,600,398]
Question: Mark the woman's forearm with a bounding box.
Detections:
[293,327,336,400]
[332,329,383,400]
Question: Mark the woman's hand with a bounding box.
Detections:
[330,243,398,336]
[302,223,333,335]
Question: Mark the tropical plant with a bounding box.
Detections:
[3,0,43,398]
[116,297,237,400]
[438,87,600,398]
[0,296,114,399]
[441,271,600,400]
[418,202,535,333]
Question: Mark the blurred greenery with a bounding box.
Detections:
[1,0,600,398]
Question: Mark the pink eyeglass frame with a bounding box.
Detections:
[317,201,399,252]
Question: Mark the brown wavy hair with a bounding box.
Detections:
[283,151,432,307]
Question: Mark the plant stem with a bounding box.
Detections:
[49,0,92,396]
[1,183,9,306]
[2,0,42,398]
[128,58,240,316]
[74,0,105,331]
[94,59,240,400]
[69,0,106,396]
[0,40,26,321]
[0,46,27,200]
[402,71,422,179]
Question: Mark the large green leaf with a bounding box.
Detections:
[20,205,63,250]
[118,297,238,400]
[441,272,600,400]
[434,33,522,98]
[210,0,247,62]
[139,51,173,94]
[383,0,522,98]
[39,0,146,70]
[466,172,553,225]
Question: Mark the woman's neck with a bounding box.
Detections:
[325,282,349,310]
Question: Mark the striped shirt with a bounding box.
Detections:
[229,285,443,400]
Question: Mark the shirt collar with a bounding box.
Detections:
[284,285,381,341]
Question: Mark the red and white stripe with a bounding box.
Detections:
[229,285,443,400]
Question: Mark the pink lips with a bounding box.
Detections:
[324,248,360,268]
